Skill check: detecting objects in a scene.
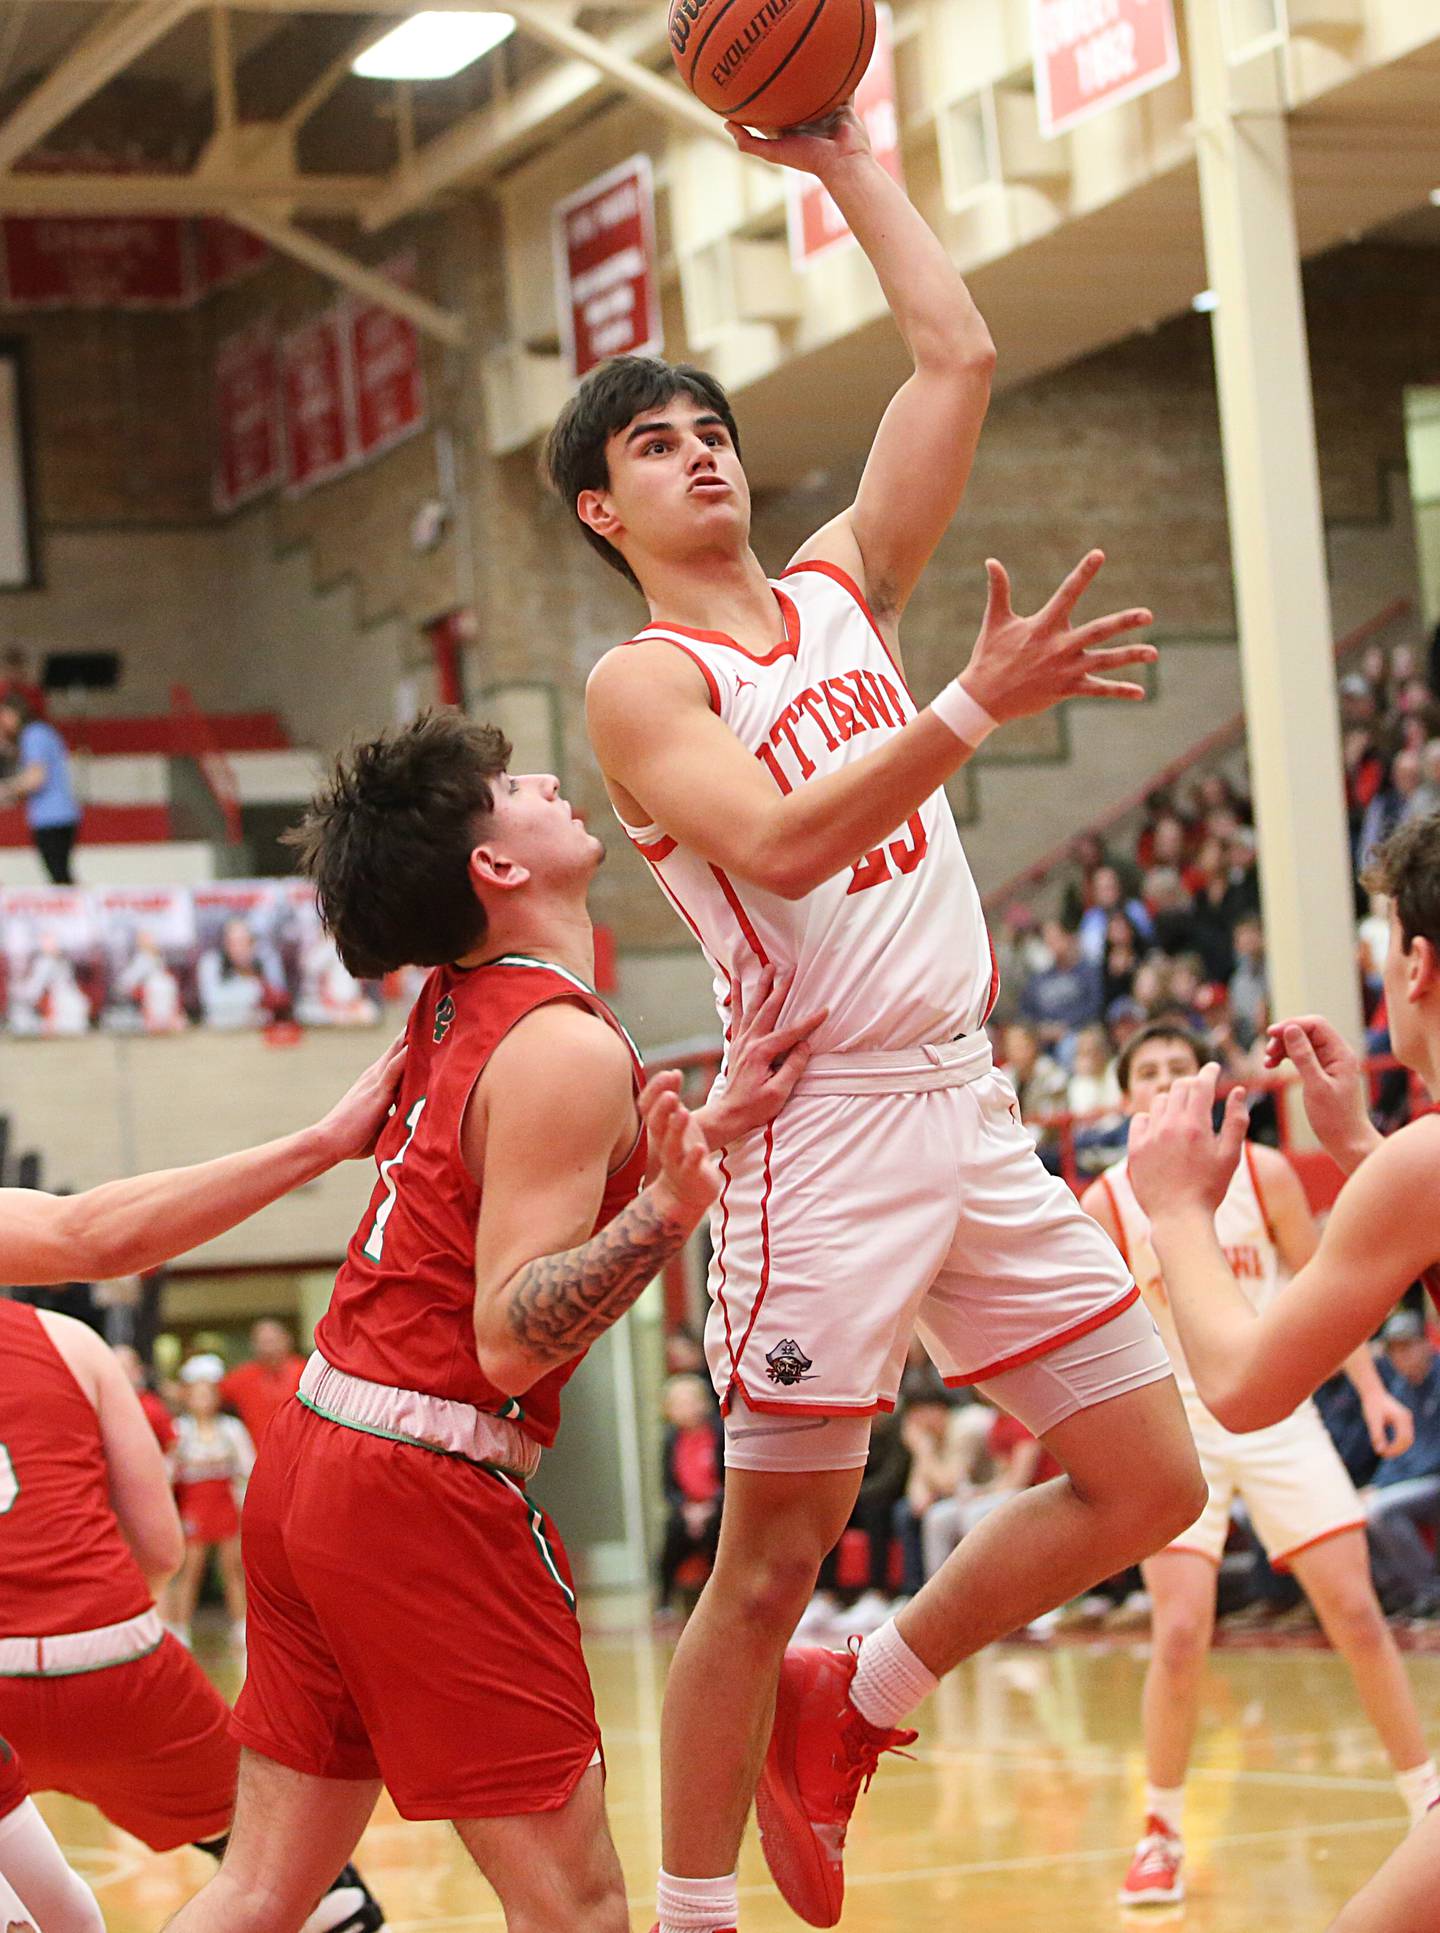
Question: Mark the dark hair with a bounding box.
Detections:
[1116,1019,1208,1094]
[285,712,511,977]
[542,355,742,589]
[1364,813,1440,956]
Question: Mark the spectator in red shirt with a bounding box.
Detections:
[658,1374,724,1616]
[114,1343,176,1454]
[218,1319,304,1447]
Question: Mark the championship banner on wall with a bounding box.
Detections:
[195,219,270,295]
[213,321,282,514]
[1,212,192,308]
[786,7,901,270]
[280,309,354,496]
[1031,0,1181,139]
[553,154,662,379]
[346,256,427,461]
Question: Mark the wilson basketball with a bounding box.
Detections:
[669,0,875,133]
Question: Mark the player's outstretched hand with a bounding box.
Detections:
[315,1033,408,1161]
[708,968,828,1145]
[1128,1064,1249,1222]
[1361,1383,1415,1460]
[725,103,869,178]
[958,551,1156,723]
[643,1071,722,1224]
[1264,1015,1377,1170]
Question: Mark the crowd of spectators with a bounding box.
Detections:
[987,633,1440,1172]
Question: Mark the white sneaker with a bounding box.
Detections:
[835,1590,894,1637]
[793,1592,840,1638]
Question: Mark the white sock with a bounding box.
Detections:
[848,1617,938,1730]
[656,1868,738,1933]
[1144,1783,1185,1837]
[1395,1758,1440,1825]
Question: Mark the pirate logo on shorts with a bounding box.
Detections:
[433,994,456,1044]
[764,1338,815,1387]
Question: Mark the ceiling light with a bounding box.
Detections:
[1431,189,1440,207]
[1192,289,1219,314]
[353,11,515,80]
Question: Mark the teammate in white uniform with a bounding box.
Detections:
[547,106,1206,1933]
[1084,1022,1436,1906]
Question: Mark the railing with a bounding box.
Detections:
[979,597,1415,915]
[168,685,243,846]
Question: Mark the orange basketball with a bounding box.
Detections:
[669,0,875,134]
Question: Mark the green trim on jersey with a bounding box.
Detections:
[0,1636,163,1680]
[296,1393,530,1476]
[489,954,642,1065]
[489,1468,577,1612]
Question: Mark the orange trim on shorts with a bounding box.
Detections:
[1269,1518,1367,1575]
[942,1283,1142,1388]
[721,1383,896,1420]
[729,1123,775,1378]
[1160,1542,1223,1567]
[710,863,769,967]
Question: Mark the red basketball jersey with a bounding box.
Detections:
[315,955,648,1448]
[0,1301,152,1636]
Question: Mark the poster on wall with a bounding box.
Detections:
[553,154,661,380]
[280,309,354,495]
[346,257,427,461]
[195,219,270,294]
[787,7,902,269]
[212,321,282,514]
[1031,0,1181,139]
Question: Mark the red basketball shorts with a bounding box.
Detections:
[0,1737,27,1825]
[231,1399,600,1819]
[0,1637,236,1849]
[176,1478,241,1545]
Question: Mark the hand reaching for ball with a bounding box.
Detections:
[726,102,871,176]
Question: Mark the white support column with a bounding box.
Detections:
[1185,3,1363,1054]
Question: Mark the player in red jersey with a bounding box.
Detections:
[1125,814,1440,1933]
[164,712,820,1933]
[549,105,1194,1933]
[0,1044,404,1933]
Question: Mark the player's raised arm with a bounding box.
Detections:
[467,1005,718,1393]
[730,108,993,621]
[1129,1066,1440,1431]
[0,1034,406,1285]
[589,550,1154,899]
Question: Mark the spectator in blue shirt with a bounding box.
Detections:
[1019,921,1103,1064]
[1362,1311,1440,1615]
[0,695,80,884]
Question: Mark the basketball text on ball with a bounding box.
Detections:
[710,0,800,89]
[669,0,708,60]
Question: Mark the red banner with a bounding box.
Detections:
[553,154,661,379]
[195,219,270,294]
[281,310,354,495]
[2,214,191,308]
[1032,0,1181,138]
[213,322,282,514]
[787,8,901,269]
[346,258,426,460]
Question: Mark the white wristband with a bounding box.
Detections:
[929,679,998,749]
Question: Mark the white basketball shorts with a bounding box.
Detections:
[1163,1389,1365,1570]
[703,1034,1146,1419]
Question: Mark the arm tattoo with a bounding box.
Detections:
[506,1190,690,1368]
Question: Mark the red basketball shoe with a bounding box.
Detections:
[755,1643,916,1927]
[1117,1816,1184,1905]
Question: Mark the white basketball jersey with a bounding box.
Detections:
[615,563,996,1054]
[1100,1144,1283,1396]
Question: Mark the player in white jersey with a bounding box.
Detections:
[1083,1022,1436,1907]
[546,106,1205,1933]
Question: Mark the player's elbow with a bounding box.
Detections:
[134,1507,185,1588]
[473,1300,545,1397]
[56,1193,130,1283]
[913,321,996,382]
[1206,1372,1288,1435]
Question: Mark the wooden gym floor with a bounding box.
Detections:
[38,1607,1440,1932]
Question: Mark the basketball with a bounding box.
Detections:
[669,0,875,133]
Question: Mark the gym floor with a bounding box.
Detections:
[38,1609,1440,1932]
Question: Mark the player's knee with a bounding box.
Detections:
[1319,1583,1389,1656]
[504,1862,626,1933]
[1152,1611,1210,1676]
[726,1546,823,1630]
[1149,1448,1208,1546]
